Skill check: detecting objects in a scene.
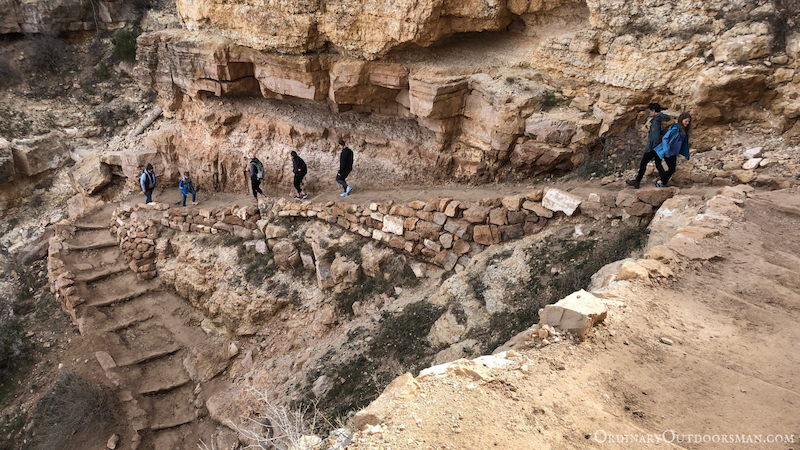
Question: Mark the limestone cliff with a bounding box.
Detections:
[118,0,799,194]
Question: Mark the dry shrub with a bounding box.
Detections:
[27,372,116,450]
[24,34,69,74]
[0,56,20,89]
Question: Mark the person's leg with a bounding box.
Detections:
[251,177,263,198]
[662,156,678,185]
[145,189,152,203]
[182,194,187,207]
[635,151,657,182]
[294,174,303,195]
[336,173,348,191]
[653,154,668,183]
[191,188,196,204]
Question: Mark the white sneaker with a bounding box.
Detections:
[340,192,348,197]
[345,186,353,195]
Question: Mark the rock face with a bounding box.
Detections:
[0,0,137,33]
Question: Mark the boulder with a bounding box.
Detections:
[472,225,500,245]
[636,187,678,207]
[67,193,102,218]
[521,201,553,218]
[67,154,113,195]
[538,290,606,341]
[616,261,649,281]
[360,243,394,278]
[330,256,360,284]
[462,205,490,223]
[11,131,69,176]
[542,188,581,216]
[273,239,301,271]
[183,345,229,382]
[624,201,653,217]
[354,373,419,430]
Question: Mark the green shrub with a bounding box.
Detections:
[95,61,110,80]
[111,28,139,62]
[541,89,559,109]
[0,316,27,375]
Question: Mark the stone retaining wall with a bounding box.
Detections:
[109,187,675,275]
[47,225,82,323]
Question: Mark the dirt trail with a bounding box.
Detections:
[346,188,800,450]
[58,205,234,449]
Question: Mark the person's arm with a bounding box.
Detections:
[140,173,146,192]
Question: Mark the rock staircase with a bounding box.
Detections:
[48,204,233,449]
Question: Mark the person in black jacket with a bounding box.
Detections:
[291,151,308,200]
[626,103,672,189]
[336,140,354,197]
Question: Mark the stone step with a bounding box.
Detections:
[144,385,198,432]
[80,272,160,308]
[101,321,183,367]
[65,237,118,251]
[74,223,109,231]
[137,355,193,395]
[83,283,158,308]
[74,264,129,283]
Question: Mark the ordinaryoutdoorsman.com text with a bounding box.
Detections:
[594,430,796,445]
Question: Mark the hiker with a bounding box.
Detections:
[336,140,353,197]
[140,163,156,203]
[291,151,308,200]
[626,103,672,189]
[653,112,691,187]
[248,154,265,201]
[179,171,197,206]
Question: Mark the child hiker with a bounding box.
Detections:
[179,171,197,206]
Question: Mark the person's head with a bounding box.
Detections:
[648,102,663,117]
[146,163,153,172]
[338,139,345,148]
[290,151,298,159]
[677,112,691,135]
[184,171,190,178]
[248,154,255,160]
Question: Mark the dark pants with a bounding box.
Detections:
[182,188,196,206]
[661,155,677,185]
[144,189,153,204]
[294,173,305,194]
[336,172,349,191]
[251,177,263,198]
[635,151,673,184]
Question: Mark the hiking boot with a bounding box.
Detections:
[655,181,665,188]
[625,180,640,189]
[345,186,353,195]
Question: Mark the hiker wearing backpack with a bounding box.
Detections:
[178,171,197,206]
[291,151,308,200]
[140,163,156,203]
[248,154,265,200]
[626,103,672,189]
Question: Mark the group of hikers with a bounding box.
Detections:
[139,139,355,205]
[140,104,691,205]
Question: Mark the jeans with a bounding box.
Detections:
[182,188,196,206]
[335,172,349,191]
[144,189,153,203]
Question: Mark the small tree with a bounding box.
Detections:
[111,28,139,62]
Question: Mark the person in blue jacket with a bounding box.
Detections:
[179,171,197,206]
[653,112,691,187]
[626,103,672,189]
[140,163,156,203]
